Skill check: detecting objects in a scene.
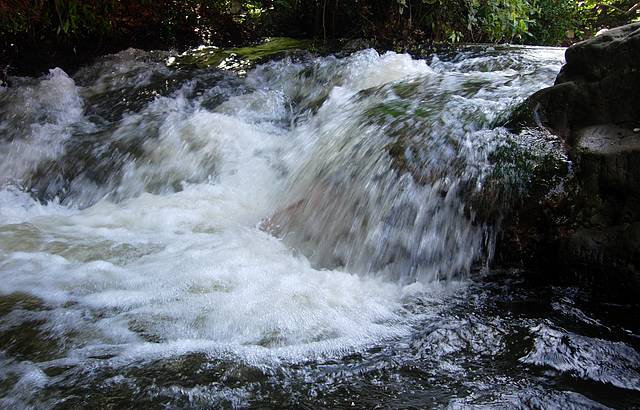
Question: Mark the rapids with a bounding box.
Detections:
[0,46,638,408]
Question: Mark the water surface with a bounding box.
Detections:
[0,46,638,408]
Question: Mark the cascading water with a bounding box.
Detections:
[0,46,638,408]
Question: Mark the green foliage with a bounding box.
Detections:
[0,1,251,42]
[526,0,640,45]
[475,0,536,42]
[0,0,117,38]
[400,0,638,45]
[528,0,576,45]
[395,0,538,43]
[2,0,640,63]
[575,0,640,36]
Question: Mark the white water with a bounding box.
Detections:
[11,46,637,409]
[0,47,564,358]
[0,50,469,364]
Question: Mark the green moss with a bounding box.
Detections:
[392,81,420,99]
[364,101,411,123]
[414,106,432,118]
[386,139,407,172]
[500,99,537,131]
[488,131,570,204]
[231,37,315,61]
[170,37,316,70]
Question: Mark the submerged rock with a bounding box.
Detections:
[501,23,640,300]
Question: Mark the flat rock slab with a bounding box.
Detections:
[576,124,640,155]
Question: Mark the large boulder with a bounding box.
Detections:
[556,23,640,84]
[510,23,640,139]
[500,24,640,300]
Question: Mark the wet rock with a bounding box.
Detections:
[500,24,640,300]
[169,37,315,71]
[340,38,376,54]
[0,65,8,87]
[576,125,640,204]
[510,23,640,138]
[556,23,640,85]
[565,125,640,296]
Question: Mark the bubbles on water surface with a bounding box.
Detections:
[0,45,638,408]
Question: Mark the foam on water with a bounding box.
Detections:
[3,45,636,408]
[521,324,640,391]
[0,184,409,365]
[0,68,85,185]
[0,50,441,370]
[0,47,561,361]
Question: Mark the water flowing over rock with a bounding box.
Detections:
[1,45,638,408]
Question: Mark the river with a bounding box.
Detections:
[0,45,638,408]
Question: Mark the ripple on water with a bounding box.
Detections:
[1,45,637,409]
[521,323,640,391]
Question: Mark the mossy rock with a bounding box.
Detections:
[489,130,570,200]
[500,99,538,132]
[468,128,572,228]
[169,37,317,70]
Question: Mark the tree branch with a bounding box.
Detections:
[593,2,640,15]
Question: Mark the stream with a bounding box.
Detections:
[0,45,638,408]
